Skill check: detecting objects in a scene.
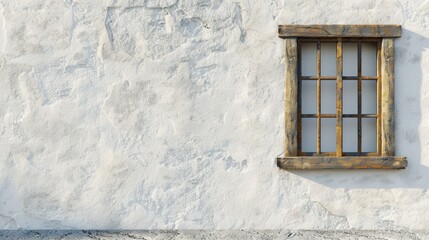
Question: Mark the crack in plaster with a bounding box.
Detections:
[312,201,351,228]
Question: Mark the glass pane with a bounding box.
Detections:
[343,80,357,114]
[321,43,336,76]
[301,80,317,114]
[362,118,377,152]
[301,43,317,76]
[302,118,317,152]
[343,118,358,152]
[362,42,377,76]
[321,118,336,152]
[321,80,336,114]
[343,42,358,76]
[362,80,377,114]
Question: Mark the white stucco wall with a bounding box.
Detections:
[0,0,429,230]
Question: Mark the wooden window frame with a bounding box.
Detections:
[277,25,407,170]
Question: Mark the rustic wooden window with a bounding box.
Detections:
[277,25,407,170]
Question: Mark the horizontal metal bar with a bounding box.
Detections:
[302,114,335,118]
[301,114,378,118]
[298,152,379,156]
[344,114,378,118]
[300,76,378,80]
[347,76,378,80]
[300,76,335,80]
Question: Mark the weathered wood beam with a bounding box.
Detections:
[381,38,395,156]
[278,25,401,38]
[284,38,298,156]
[277,156,407,170]
[336,39,343,156]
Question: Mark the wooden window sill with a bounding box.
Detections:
[277,156,407,170]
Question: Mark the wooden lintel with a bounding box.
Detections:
[278,25,401,38]
[277,156,407,170]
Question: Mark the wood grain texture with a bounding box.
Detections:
[381,38,395,156]
[277,156,407,170]
[284,38,298,156]
[336,39,343,156]
[278,25,401,38]
[279,27,404,169]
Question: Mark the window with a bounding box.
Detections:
[277,25,407,169]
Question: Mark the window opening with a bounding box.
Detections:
[277,25,407,169]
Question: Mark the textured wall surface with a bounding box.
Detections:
[1,0,429,230]
[2,230,429,239]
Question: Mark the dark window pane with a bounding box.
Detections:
[362,80,377,114]
[362,118,377,152]
[321,43,336,76]
[343,42,358,76]
[362,42,377,76]
[302,80,317,114]
[301,43,317,76]
[302,118,317,152]
[343,80,357,114]
[321,80,336,114]
[321,118,336,152]
[343,118,358,152]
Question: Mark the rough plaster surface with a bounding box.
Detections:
[1,0,429,231]
[2,230,429,240]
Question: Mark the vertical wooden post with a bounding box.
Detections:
[284,38,298,156]
[381,38,395,156]
[336,39,343,157]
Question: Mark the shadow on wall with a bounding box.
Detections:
[286,29,429,189]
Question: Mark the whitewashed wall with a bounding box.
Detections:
[0,0,429,230]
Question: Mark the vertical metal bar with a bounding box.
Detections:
[357,41,362,153]
[284,38,299,156]
[376,40,382,154]
[336,38,343,157]
[317,41,321,153]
